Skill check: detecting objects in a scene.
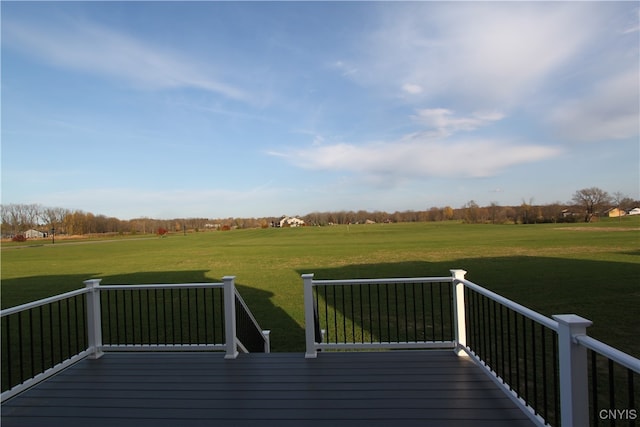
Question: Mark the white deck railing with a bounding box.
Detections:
[303,274,456,354]
[1,276,270,402]
[303,269,640,427]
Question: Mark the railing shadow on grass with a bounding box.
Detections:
[1,270,303,401]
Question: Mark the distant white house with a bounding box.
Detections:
[628,207,640,216]
[279,216,305,227]
[24,229,46,239]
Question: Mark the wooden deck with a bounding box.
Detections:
[1,351,536,427]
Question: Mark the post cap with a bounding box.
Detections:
[83,279,102,288]
[449,269,467,279]
[552,314,593,328]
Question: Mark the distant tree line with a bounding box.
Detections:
[0,204,225,238]
[1,188,637,238]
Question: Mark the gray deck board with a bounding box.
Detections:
[2,351,536,427]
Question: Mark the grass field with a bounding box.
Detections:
[1,218,638,355]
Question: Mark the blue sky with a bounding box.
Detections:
[2,2,638,220]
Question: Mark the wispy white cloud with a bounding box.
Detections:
[353,3,604,108]
[271,104,556,184]
[273,132,561,183]
[2,19,249,101]
[402,83,423,95]
[305,1,632,188]
[412,108,505,137]
[549,69,640,142]
[623,25,640,35]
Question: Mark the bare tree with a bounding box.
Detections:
[488,202,501,224]
[619,197,638,212]
[41,207,68,233]
[519,198,534,224]
[463,200,480,224]
[572,187,612,222]
[0,203,42,235]
[0,204,18,236]
[540,202,564,223]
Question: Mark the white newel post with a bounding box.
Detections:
[302,274,317,358]
[450,269,468,357]
[83,279,104,359]
[223,276,239,359]
[262,330,271,353]
[553,314,592,427]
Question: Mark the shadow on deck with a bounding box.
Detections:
[1,350,535,427]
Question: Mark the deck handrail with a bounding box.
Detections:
[96,280,227,355]
[98,277,270,358]
[302,270,640,427]
[0,288,89,317]
[575,335,640,373]
[459,275,639,427]
[98,282,224,291]
[1,276,269,402]
[303,273,456,358]
[456,277,559,331]
[458,272,562,427]
[311,276,453,286]
[234,289,271,353]
[2,288,91,401]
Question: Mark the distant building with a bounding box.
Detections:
[628,208,640,216]
[279,216,305,227]
[24,229,46,239]
[561,209,578,218]
[604,208,626,218]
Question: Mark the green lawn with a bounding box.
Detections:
[1,218,638,355]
